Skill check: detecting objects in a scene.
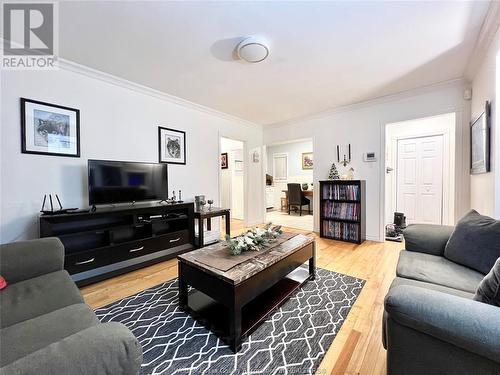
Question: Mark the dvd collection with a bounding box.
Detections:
[322,184,360,200]
[322,202,360,220]
[322,221,359,241]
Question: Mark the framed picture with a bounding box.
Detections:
[21,98,80,157]
[235,160,243,172]
[158,126,186,164]
[471,101,490,174]
[221,153,228,169]
[302,152,313,170]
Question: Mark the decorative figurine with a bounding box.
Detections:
[207,199,214,210]
[172,190,176,202]
[347,167,355,180]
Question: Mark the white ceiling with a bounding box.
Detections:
[58,1,490,125]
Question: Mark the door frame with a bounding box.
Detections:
[393,134,445,225]
[382,113,456,238]
[218,135,248,225]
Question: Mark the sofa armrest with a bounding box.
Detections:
[0,322,142,375]
[403,224,454,256]
[0,238,64,284]
[385,285,500,364]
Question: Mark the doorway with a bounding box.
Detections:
[220,137,245,231]
[264,138,314,231]
[385,113,455,230]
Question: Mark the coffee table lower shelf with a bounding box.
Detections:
[182,267,311,347]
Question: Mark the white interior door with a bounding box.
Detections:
[396,135,444,225]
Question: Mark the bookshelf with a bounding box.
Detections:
[319,180,366,244]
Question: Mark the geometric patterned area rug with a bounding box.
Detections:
[95,267,365,375]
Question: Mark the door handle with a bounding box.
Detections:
[386,167,394,173]
[169,237,181,243]
[129,246,145,253]
[75,258,95,265]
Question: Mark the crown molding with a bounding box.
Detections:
[265,78,467,129]
[57,58,262,130]
[464,1,500,79]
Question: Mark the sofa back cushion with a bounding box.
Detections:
[474,257,500,307]
[444,210,500,275]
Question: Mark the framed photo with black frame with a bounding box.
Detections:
[220,152,229,169]
[470,101,490,175]
[21,98,80,158]
[158,126,186,164]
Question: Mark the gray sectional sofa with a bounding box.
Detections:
[383,224,500,375]
[0,238,142,375]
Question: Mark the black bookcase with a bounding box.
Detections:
[40,202,195,286]
[319,180,366,244]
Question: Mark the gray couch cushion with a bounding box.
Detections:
[404,224,454,256]
[390,277,475,299]
[0,303,99,366]
[1,322,143,375]
[0,238,64,284]
[385,285,500,369]
[444,210,500,275]
[0,270,83,328]
[397,250,484,293]
[474,257,500,307]
[382,277,474,349]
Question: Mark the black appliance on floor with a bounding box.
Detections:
[385,212,406,242]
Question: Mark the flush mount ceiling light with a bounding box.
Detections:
[236,36,270,63]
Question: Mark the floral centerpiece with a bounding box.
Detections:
[225,222,283,256]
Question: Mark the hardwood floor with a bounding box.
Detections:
[81,219,401,375]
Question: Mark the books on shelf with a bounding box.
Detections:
[322,221,359,242]
[322,184,360,200]
[322,202,360,221]
[320,180,365,244]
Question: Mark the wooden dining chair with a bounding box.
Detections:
[287,183,311,216]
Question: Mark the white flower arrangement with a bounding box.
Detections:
[225,222,283,256]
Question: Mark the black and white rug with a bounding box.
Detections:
[96,268,365,375]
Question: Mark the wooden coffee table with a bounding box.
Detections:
[177,234,315,352]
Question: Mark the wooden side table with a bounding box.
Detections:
[193,207,230,248]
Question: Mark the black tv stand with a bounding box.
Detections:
[40,202,195,286]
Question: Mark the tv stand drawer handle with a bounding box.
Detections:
[129,246,145,253]
[75,258,95,265]
[169,237,181,243]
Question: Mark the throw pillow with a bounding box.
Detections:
[444,210,500,275]
[474,257,500,307]
[0,276,7,290]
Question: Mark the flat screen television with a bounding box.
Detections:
[88,159,168,205]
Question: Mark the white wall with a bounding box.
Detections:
[470,27,500,218]
[266,139,313,179]
[264,80,471,241]
[0,65,264,243]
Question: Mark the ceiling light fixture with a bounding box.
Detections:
[236,36,270,63]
